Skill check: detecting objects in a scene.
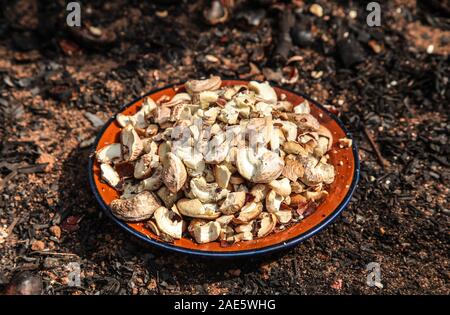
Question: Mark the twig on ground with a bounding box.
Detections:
[30,251,80,258]
[6,216,21,238]
[363,126,389,169]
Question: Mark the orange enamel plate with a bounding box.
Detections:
[88,80,360,257]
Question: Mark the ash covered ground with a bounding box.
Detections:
[0,0,448,294]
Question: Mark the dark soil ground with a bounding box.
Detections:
[0,0,449,295]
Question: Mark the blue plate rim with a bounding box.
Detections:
[88,80,360,258]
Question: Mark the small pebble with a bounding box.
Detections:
[205,55,220,63]
[49,225,61,239]
[309,4,323,17]
[311,70,323,79]
[429,171,440,179]
[374,281,384,289]
[80,136,96,148]
[156,10,168,18]
[36,153,56,173]
[84,112,105,128]
[4,76,14,87]
[355,214,365,224]
[368,40,383,54]
[89,26,103,37]
[331,279,343,290]
[31,240,45,251]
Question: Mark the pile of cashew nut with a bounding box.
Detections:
[96,77,341,244]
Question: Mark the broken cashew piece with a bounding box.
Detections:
[265,190,284,213]
[154,207,184,239]
[137,166,163,192]
[162,153,187,193]
[163,93,191,107]
[176,198,221,219]
[250,184,269,203]
[275,210,292,224]
[121,125,144,161]
[134,153,159,179]
[157,186,183,208]
[234,202,263,224]
[219,191,246,215]
[116,97,156,129]
[110,191,160,222]
[100,163,121,188]
[185,76,222,94]
[96,143,122,164]
[192,221,221,244]
[190,177,228,203]
[234,221,254,233]
[256,213,277,238]
[214,164,232,189]
[236,148,284,183]
[248,81,277,104]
